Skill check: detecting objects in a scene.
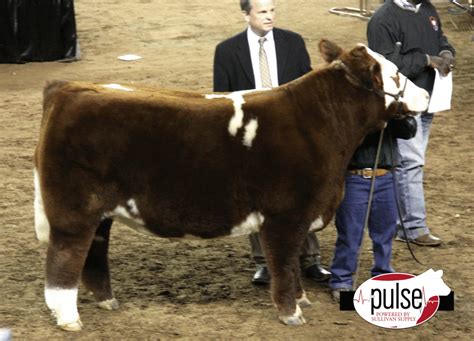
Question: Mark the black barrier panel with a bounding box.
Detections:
[0,0,77,63]
[340,291,356,311]
[438,291,455,311]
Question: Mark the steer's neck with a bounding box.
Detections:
[281,67,387,167]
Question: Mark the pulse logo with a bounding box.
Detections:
[353,269,451,329]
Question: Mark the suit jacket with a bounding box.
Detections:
[213,27,311,92]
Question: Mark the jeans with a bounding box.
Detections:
[329,173,396,290]
[395,112,434,239]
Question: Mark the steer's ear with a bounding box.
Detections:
[370,63,383,89]
[319,39,343,63]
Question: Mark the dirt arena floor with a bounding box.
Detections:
[0,0,473,339]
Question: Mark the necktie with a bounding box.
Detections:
[258,37,272,88]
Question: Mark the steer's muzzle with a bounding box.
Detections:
[403,86,430,113]
[387,100,417,121]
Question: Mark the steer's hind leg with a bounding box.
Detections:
[82,218,119,311]
[260,217,308,325]
[45,220,98,331]
[293,266,311,308]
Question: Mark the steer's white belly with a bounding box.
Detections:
[108,202,266,240]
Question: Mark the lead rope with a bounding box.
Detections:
[352,127,385,290]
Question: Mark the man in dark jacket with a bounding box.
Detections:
[213,0,330,285]
[330,117,418,302]
[367,0,455,246]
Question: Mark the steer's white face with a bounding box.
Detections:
[362,45,430,112]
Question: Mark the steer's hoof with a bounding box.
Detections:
[279,305,306,326]
[296,292,312,308]
[98,298,119,310]
[59,319,83,331]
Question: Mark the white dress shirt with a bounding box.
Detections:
[247,27,279,89]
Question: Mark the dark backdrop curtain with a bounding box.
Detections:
[0,0,77,63]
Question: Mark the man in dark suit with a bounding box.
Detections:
[213,0,330,285]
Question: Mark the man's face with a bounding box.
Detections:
[243,0,275,36]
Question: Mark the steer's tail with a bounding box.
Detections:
[33,81,66,243]
[34,168,50,243]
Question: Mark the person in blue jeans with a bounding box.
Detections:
[330,116,417,302]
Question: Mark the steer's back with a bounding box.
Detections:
[38,80,239,173]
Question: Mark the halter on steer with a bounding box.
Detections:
[372,72,408,102]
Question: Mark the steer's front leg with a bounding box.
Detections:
[259,218,308,325]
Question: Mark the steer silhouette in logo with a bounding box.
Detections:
[413,269,451,325]
[354,269,451,329]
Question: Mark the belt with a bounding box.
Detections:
[347,168,391,178]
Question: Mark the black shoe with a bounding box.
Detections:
[304,264,331,282]
[252,266,270,285]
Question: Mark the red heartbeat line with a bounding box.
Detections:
[353,290,370,304]
[421,287,440,307]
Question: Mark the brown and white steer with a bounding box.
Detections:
[34,40,429,330]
